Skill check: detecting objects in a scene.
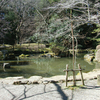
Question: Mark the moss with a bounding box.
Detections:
[39,53,55,57]
[64,85,85,90]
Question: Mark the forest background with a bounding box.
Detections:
[0,0,100,55]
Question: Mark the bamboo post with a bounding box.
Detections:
[73,70,76,86]
[70,9,76,86]
[64,64,85,86]
[78,64,85,85]
[65,64,68,87]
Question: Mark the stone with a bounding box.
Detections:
[43,80,49,84]
[20,79,29,84]
[94,49,100,62]
[50,80,58,83]
[97,74,100,86]
[96,45,100,50]
[13,79,29,85]
[58,80,65,83]
[33,81,39,84]
[13,81,21,85]
[3,63,10,68]
[84,54,95,62]
[5,76,24,80]
[50,75,66,82]
[94,45,100,62]
[27,81,32,85]
[38,80,43,84]
[3,63,10,71]
[28,76,42,83]
[8,53,16,60]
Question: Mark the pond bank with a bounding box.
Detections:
[0,69,100,85]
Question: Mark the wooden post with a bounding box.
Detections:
[65,64,68,87]
[70,9,76,86]
[73,70,76,86]
[78,64,85,85]
[64,64,85,86]
[97,74,100,86]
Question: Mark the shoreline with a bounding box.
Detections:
[0,69,100,85]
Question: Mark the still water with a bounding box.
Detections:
[0,54,100,78]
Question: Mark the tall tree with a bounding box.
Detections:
[4,10,19,50]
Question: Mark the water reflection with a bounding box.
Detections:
[0,55,98,78]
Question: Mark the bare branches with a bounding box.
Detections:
[44,1,88,10]
[0,0,11,9]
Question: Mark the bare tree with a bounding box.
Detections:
[43,0,100,86]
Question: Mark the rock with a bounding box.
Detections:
[96,45,100,50]
[33,81,39,84]
[94,49,100,62]
[46,54,52,58]
[3,63,10,70]
[20,79,29,84]
[39,53,55,58]
[84,54,95,62]
[19,54,29,58]
[27,81,32,85]
[13,79,29,85]
[43,80,49,84]
[28,76,42,83]
[51,47,60,56]
[41,75,66,83]
[39,54,46,57]
[54,56,61,58]
[50,75,66,82]
[50,80,58,83]
[58,80,65,83]
[25,55,30,57]
[19,54,25,58]
[8,53,16,60]
[38,80,43,84]
[13,81,21,85]
[5,76,24,80]
[94,45,100,62]
[97,74,100,86]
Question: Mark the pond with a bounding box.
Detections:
[0,54,100,78]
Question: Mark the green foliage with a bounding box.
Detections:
[4,10,19,47]
[5,11,17,22]
[49,14,59,22]
[4,32,16,45]
[76,23,98,49]
[95,38,100,42]
[49,42,56,48]
[48,0,60,4]
[92,24,100,33]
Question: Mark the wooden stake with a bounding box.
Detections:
[73,70,76,86]
[65,64,68,87]
[70,9,76,86]
[78,64,85,85]
[64,64,85,86]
